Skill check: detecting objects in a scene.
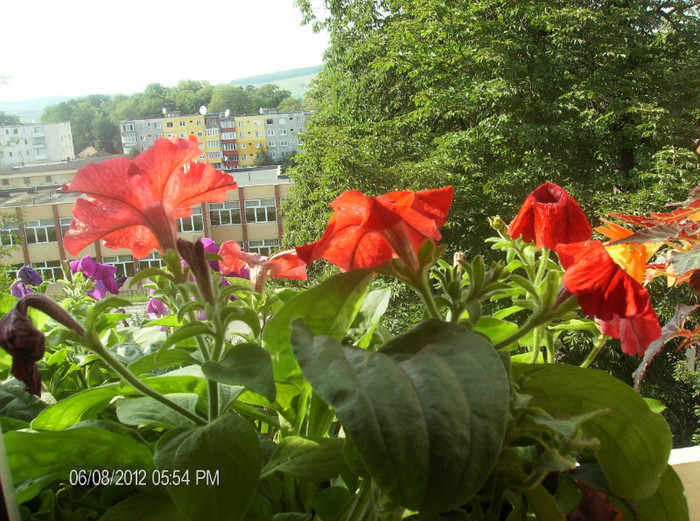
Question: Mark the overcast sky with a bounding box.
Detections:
[0,0,329,102]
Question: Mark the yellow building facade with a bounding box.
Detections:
[233,115,266,167]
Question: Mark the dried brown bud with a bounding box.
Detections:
[0,308,45,396]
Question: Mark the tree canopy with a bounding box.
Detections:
[40,81,307,155]
[284,0,700,254]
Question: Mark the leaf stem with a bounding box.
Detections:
[85,332,206,425]
[581,335,608,368]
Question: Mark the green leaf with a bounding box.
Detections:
[525,485,566,521]
[260,436,347,481]
[312,487,353,521]
[291,319,509,514]
[347,288,392,349]
[130,267,173,286]
[99,492,187,521]
[155,413,262,521]
[5,425,154,503]
[144,315,183,327]
[201,343,276,403]
[514,363,672,500]
[0,380,47,422]
[116,393,200,427]
[219,306,261,338]
[160,322,215,350]
[635,465,689,521]
[473,316,518,346]
[128,349,200,375]
[263,269,374,382]
[32,376,208,430]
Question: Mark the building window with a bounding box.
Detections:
[256,143,262,149]
[280,129,288,136]
[245,198,277,224]
[241,154,247,160]
[222,132,236,140]
[248,238,279,257]
[155,122,162,129]
[121,123,135,132]
[238,121,244,127]
[254,120,260,126]
[32,260,62,281]
[0,223,19,246]
[207,152,222,159]
[139,252,164,270]
[179,121,187,127]
[24,219,57,244]
[240,143,246,149]
[207,140,219,148]
[59,217,74,236]
[267,130,275,136]
[254,131,262,137]
[140,135,146,142]
[266,119,273,125]
[280,141,289,147]
[206,129,219,136]
[102,255,136,277]
[177,206,204,233]
[123,136,137,143]
[267,141,276,148]
[278,118,286,124]
[166,122,174,128]
[223,143,237,151]
[209,201,241,226]
[239,131,245,138]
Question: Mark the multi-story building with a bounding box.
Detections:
[0,159,292,282]
[204,114,223,167]
[261,109,313,162]
[119,118,164,154]
[220,115,239,170]
[234,114,266,167]
[0,122,74,167]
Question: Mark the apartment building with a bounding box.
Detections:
[0,122,74,167]
[120,109,313,170]
[0,160,292,281]
[119,118,163,154]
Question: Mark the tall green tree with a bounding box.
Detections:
[285,0,700,253]
[0,111,20,125]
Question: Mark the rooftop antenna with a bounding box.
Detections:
[162,107,167,115]
[199,105,207,115]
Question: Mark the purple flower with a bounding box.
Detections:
[0,306,45,396]
[11,281,33,298]
[18,266,42,286]
[146,297,167,319]
[201,238,222,272]
[69,255,120,300]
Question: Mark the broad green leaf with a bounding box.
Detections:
[128,349,200,375]
[347,288,391,348]
[312,487,353,521]
[0,381,48,422]
[32,376,208,430]
[99,492,186,521]
[238,381,302,423]
[160,322,215,350]
[635,465,689,521]
[514,363,672,500]
[155,413,261,521]
[473,316,518,345]
[291,319,509,514]
[219,306,261,338]
[116,393,200,427]
[144,315,183,327]
[525,485,566,521]
[201,343,276,403]
[263,269,374,382]
[261,436,347,481]
[5,425,154,503]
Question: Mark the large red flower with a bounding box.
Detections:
[296,186,453,272]
[509,183,592,249]
[556,241,662,356]
[62,137,238,259]
[219,241,306,293]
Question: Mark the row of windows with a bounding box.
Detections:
[0,200,277,247]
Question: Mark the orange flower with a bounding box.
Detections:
[595,218,660,284]
[556,241,662,356]
[62,137,237,258]
[297,187,453,273]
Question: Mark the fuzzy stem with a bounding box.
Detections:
[581,335,608,368]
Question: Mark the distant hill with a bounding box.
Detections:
[0,96,73,123]
[230,66,321,98]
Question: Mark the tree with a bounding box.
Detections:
[285,0,700,253]
[0,111,20,125]
[208,85,251,114]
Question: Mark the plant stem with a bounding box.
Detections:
[86,333,205,425]
[530,327,542,363]
[495,310,546,350]
[416,275,442,320]
[581,335,607,368]
[534,247,550,285]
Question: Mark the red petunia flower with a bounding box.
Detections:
[556,241,662,356]
[508,183,592,250]
[296,186,453,273]
[218,241,306,293]
[62,137,238,259]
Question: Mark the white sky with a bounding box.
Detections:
[0,0,329,102]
